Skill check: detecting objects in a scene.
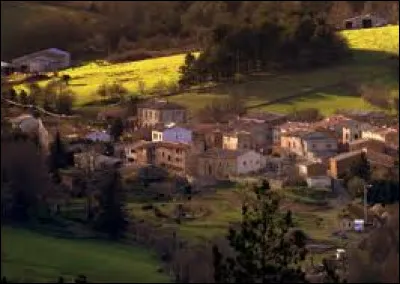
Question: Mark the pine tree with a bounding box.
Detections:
[109,118,124,142]
[213,182,308,283]
[49,131,68,183]
[93,169,128,240]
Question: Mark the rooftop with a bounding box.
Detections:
[330,150,364,161]
[198,148,250,159]
[12,48,70,63]
[138,99,186,110]
[154,141,191,150]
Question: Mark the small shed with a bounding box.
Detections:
[344,14,388,30]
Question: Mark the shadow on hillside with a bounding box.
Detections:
[205,49,398,110]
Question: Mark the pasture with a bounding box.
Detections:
[1,226,169,283]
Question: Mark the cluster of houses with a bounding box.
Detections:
[53,99,398,191]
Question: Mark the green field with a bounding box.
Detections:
[1,226,169,283]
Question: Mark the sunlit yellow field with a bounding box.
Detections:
[341,25,399,55]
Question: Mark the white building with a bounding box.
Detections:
[85,131,112,143]
[12,48,71,73]
[151,124,192,144]
[306,176,332,189]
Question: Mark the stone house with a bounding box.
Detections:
[151,124,192,144]
[228,120,273,153]
[115,140,155,166]
[197,149,265,180]
[153,142,194,177]
[329,149,395,178]
[297,161,328,177]
[348,138,386,153]
[137,100,187,128]
[223,130,254,151]
[362,127,399,146]
[190,124,225,152]
[74,151,122,173]
[272,121,312,146]
[280,130,338,161]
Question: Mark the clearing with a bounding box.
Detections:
[1,226,170,283]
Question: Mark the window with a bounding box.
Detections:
[176,149,180,154]
[162,152,165,158]
[153,133,158,140]
[312,144,316,149]
[176,158,180,162]
[168,155,171,161]
[243,161,247,166]
[327,144,332,149]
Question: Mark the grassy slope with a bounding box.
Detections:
[1,226,169,283]
[170,26,399,115]
[7,19,399,113]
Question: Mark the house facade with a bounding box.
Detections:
[223,131,253,151]
[281,131,338,160]
[362,128,399,145]
[137,100,187,128]
[11,48,71,73]
[151,125,192,144]
[115,140,155,165]
[74,151,122,173]
[297,161,328,177]
[197,149,265,179]
[153,142,194,176]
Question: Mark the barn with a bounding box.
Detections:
[344,14,388,30]
[11,48,71,73]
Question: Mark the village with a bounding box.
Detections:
[1,3,399,281]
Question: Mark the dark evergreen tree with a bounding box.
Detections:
[93,169,128,240]
[109,118,124,142]
[20,90,29,105]
[213,183,308,283]
[49,131,68,183]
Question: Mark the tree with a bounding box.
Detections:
[48,131,68,183]
[7,88,17,101]
[327,1,354,28]
[346,176,365,199]
[137,79,146,95]
[109,118,124,142]
[56,92,75,115]
[1,139,52,223]
[20,90,29,105]
[61,74,71,86]
[92,169,128,239]
[213,183,307,283]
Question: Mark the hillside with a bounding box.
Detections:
[10,26,399,116]
[1,1,109,60]
[1,226,169,283]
